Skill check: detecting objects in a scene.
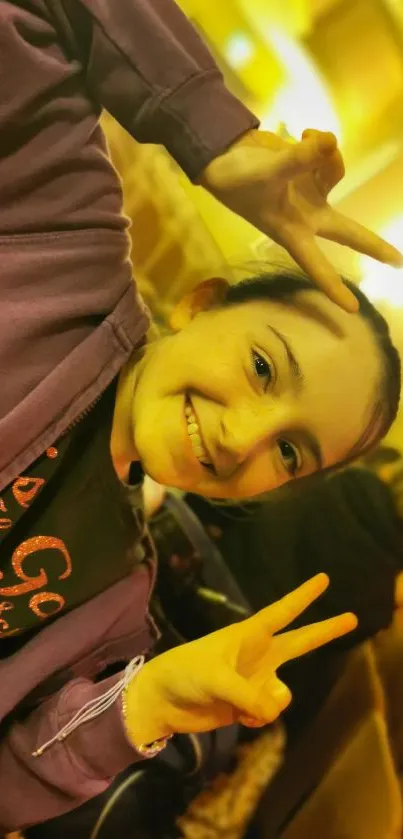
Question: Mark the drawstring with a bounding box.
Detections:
[32,655,145,757]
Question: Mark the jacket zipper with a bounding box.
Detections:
[64,394,103,435]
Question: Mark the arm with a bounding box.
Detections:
[52,0,258,181]
[51,0,401,309]
[0,671,142,833]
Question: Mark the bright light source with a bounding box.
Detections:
[225,33,255,69]
[360,217,403,306]
[259,29,341,140]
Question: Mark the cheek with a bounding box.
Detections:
[229,450,282,498]
[184,326,243,384]
[132,385,169,460]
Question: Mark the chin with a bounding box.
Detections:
[141,459,169,486]
[139,454,184,491]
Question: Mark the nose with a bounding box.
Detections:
[217,402,290,475]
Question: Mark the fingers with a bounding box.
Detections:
[301,129,344,192]
[239,678,292,727]
[270,132,338,182]
[275,611,358,667]
[280,231,359,312]
[319,210,403,267]
[314,151,345,195]
[251,573,330,635]
[202,130,339,189]
[302,129,337,143]
[214,669,291,726]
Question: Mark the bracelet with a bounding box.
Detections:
[135,734,172,758]
[121,662,172,759]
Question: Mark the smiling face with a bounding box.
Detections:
[130,283,381,499]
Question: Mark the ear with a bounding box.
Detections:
[169,278,229,331]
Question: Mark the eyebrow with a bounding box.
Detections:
[298,429,324,472]
[267,324,305,389]
[266,325,324,472]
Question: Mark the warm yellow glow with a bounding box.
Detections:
[225,32,255,69]
[360,217,403,306]
[237,0,309,41]
[176,0,285,104]
[259,29,341,141]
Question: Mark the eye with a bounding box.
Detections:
[252,351,274,389]
[278,439,301,477]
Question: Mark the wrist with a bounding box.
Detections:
[197,129,259,189]
[121,659,170,749]
[198,129,284,194]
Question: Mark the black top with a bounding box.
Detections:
[0,381,146,652]
[188,468,402,647]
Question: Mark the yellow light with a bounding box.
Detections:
[225,32,255,69]
[360,217,403,306]
[259,29,341,141]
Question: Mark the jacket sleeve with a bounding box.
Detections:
[53,0,259,180]
[0,670,144,832]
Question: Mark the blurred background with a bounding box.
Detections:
[103,0,403,447]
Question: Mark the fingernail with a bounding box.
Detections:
[272,683,292,707]
[345,612,359,630]
[315,572,330,588]
[343,295,360,314]
[241,716,265,728]
[387,255,403,268]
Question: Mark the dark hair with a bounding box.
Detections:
[223,270,401,465]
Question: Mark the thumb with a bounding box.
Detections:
[270,133,338,181]
[214,669,292,726]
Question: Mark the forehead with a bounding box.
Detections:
[229,292,381,465]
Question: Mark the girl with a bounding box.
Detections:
[0,268,400,832]
[0,0,401,831]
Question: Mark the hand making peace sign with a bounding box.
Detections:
[200,128,402,313]
[124,573,357,745]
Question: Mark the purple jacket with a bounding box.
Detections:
[0,562,159,831]
[0,0,258,492]
[0,0,258,829]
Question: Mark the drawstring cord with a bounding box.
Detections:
[32,655,145,757]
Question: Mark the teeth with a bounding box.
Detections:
[185,400,212,466]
